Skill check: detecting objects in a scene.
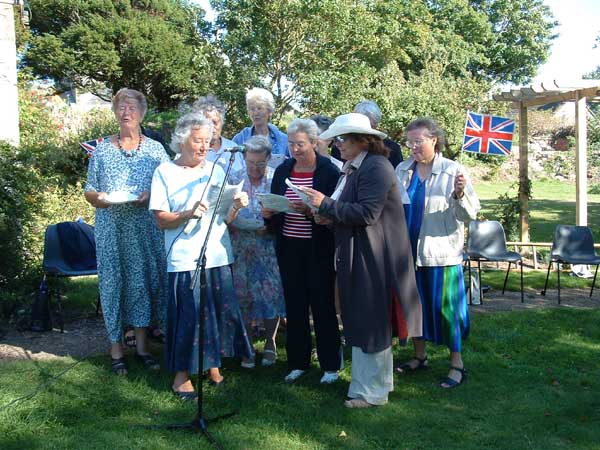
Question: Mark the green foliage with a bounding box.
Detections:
[491,181,531,241]
[24,0,220,110]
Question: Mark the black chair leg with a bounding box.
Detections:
[478,260,483,304]
[519,259,524,303]
[557,262,561,305]
[590,265,599,298]
[96,295,101,316]
[541,261,552,296]
[56,279,64,333]
[468,259,472,305]
[502,262,512,295]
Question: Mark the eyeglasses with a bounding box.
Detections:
[117,105,139,113]
[288,141,308,150]
[246,160,268,169]
[335,135,349,143]
[404,137,432,148]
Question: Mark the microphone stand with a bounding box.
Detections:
[159,152,239,450]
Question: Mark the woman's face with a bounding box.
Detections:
[337,135,365,161]
[406,127,437,164]
[204,110,223,144]
[248,102,272,128]
[115,98,142,131]
[288,132,317,166]
[245,151,269,181]
[180,127,211,165]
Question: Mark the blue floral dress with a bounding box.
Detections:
[85,137,169,343]
[229,168,286,324]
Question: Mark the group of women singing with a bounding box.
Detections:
[84,87,480,408]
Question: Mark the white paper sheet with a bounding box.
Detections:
[256,193,293,213]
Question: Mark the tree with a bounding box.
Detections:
[23,0,219,110]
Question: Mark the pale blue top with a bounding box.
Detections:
[232,123,290,157]
[149,160,234,272]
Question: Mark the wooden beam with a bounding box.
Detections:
[575,91,588,226]
[518,102,530,243]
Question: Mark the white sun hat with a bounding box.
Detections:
[318,113,387,140]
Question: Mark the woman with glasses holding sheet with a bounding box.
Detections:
[227,136,286,368]
[394,117,480,389]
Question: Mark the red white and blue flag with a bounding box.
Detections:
[79,136,109,158]
[462,111,515,156]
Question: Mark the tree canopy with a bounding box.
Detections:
[24,0,220,110]
[21,0,557,142]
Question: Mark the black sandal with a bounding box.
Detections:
[136,353,160,371]
[440,366,467,389]
[148,326,166,344]
[395,356,428,374]
[123,329,137,348]
[111,357,128,376]
[172,388,198,401]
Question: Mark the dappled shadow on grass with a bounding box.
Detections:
[1,310,600,449]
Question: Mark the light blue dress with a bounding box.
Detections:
[229,168,286,323]
[85,137,169,343]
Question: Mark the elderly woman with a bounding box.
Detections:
[192,94,245,173]
[394,117,480,389]
[263,118,342,384]
[302,113,422,408]
[232,88,289,156]
[149,113,254,399]
[84,88,168,375]
[228,136,286,367]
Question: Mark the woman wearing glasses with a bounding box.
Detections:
[302,113,422,408]
[228,136,286,368]
[262,118,342,384]
[395,117,480,389]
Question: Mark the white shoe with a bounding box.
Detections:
[241,358,255,369]
[284,369,306,383]
[261,349,277,367]
[320,371,340,384]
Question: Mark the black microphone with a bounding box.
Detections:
[228,145,246,154]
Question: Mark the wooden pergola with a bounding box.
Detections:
[493,80,600,242]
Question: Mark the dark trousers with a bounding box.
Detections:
[277,236,341,372]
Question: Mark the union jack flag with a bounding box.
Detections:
[462,111,515,156]
[79,136,109,158]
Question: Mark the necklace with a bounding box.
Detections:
[118,133,142,157]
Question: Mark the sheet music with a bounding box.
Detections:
[284,178,318,212]
[256,193,293,213]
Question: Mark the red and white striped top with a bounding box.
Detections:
[282,171,313,239]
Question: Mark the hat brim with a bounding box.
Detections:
[319,125,387,140]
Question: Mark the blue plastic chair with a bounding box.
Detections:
[541,225,600,304]
[42,221,98,332]
[467,220,524,304]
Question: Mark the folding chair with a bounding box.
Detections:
[541,225,600,304]
[467,220,524,304]
[42,221,98,332]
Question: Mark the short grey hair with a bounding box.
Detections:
[246,87,275,113]
[170,113,213,154]
[112,88,148,120]
[192,95,226,124]
[243,135,272,159]
[405,117,449,154]
[287,118,319,143]
[354,100,382,127]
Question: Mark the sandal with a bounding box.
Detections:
[136,353,160,371]
[111,357,128,376]
[440,366,467,389]
[261,349,277,367]
[172,388,197,401]
[123,329,136,348]
[395,356,428,374]
[148,326,166,344]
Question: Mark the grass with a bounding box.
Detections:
[476,180,600,242]
[2,279,600,449]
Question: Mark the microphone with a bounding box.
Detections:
[228,145,246,154]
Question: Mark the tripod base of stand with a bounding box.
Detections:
[153,411,237,450]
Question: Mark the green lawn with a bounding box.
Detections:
[1,307,599,450]
[476,180,600,242]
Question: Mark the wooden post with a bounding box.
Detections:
[518,102,530,243]
[575,91,588,226]
[0,2,20,146]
